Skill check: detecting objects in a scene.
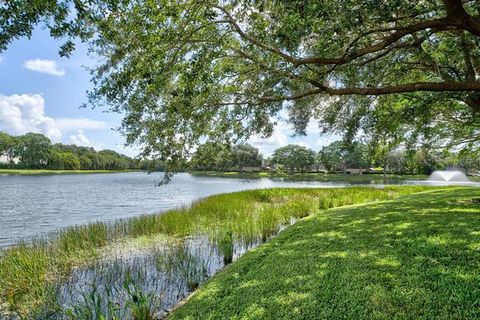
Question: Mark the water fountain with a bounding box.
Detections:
[427,169,470,184]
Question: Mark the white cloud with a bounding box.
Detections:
[0,93,111,146]
[306,121,321,135]
[0,94,62,141]
[294,141,309,148]
[0,56,3,64]
[55,118,108,132]
[69,130,93,146]
[248,121,290,156]
[24,59,65,76]
[69,130,110,151]
[114,144,140,158]
[314,135,340,148]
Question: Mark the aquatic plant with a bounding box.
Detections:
[156,240,211,292]
[217,230,234,264]
[61,259,164,320]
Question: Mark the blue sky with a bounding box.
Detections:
[0,27,338,157]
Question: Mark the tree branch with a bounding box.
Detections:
[319,82,480,95]
[218,1,480,70]
[442,0,480,37]
[257,82,480,104]
[216,6,297,64]
[295,18,452,66]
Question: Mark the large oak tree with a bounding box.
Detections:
[1,0,479,171]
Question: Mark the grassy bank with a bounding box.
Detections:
[0,186,432,318]
[189,170,428,182]
[170,187,480,319]
[0,169,140,175]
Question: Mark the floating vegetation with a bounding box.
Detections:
[0,186,434,319]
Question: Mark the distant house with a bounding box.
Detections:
[333,167,382,174]
[314,166,328,173]
[0,155,19,164]
[343,168,364,174]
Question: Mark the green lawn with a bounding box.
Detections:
[0,169,139,175]
[170,187,480,319]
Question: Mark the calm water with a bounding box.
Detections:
[0,172,428,248]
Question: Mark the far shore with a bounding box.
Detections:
[0,169,143,176]
[188,170,430,180]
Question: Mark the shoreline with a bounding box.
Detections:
[0,186,434,318]
[189,170,429,180]
[0,169,144,176]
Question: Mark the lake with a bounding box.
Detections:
[0,172,428,247]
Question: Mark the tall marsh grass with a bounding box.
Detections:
[0,185,432,318]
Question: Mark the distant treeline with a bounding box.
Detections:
[0,132,156,171]
[189,141,480,175]
[4,131,477,174]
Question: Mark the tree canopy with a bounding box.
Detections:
[0,131,142,170]
[190,142,261,172]
[1,0,480,172]
[319,141,369,173]
[230,144,262,172]
[272,144,316,173]
[187,140,480,175]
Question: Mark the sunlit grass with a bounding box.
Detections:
[170,187,480,319]
[0,185,434,317]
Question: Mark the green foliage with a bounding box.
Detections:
[456,149,480,175]
[189,139,480,175]
[14,132,52,169]
[190,142,261,172]
[218,230,234,264]
[0,131,17,166]
[0,169,135,175]
[190,142,231,171]
[230,144,262,172]
[319,141,368,173]
[272,144,316,173]
[2,1,479,169]
[318,142,343,172]
[48,150,81,170]
[0,132,143,171]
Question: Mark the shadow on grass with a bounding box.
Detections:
[170,188,480,320]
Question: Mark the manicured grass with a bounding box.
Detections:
[0,169,139,175]
[0,186,431,317]
[169,187,480,319]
